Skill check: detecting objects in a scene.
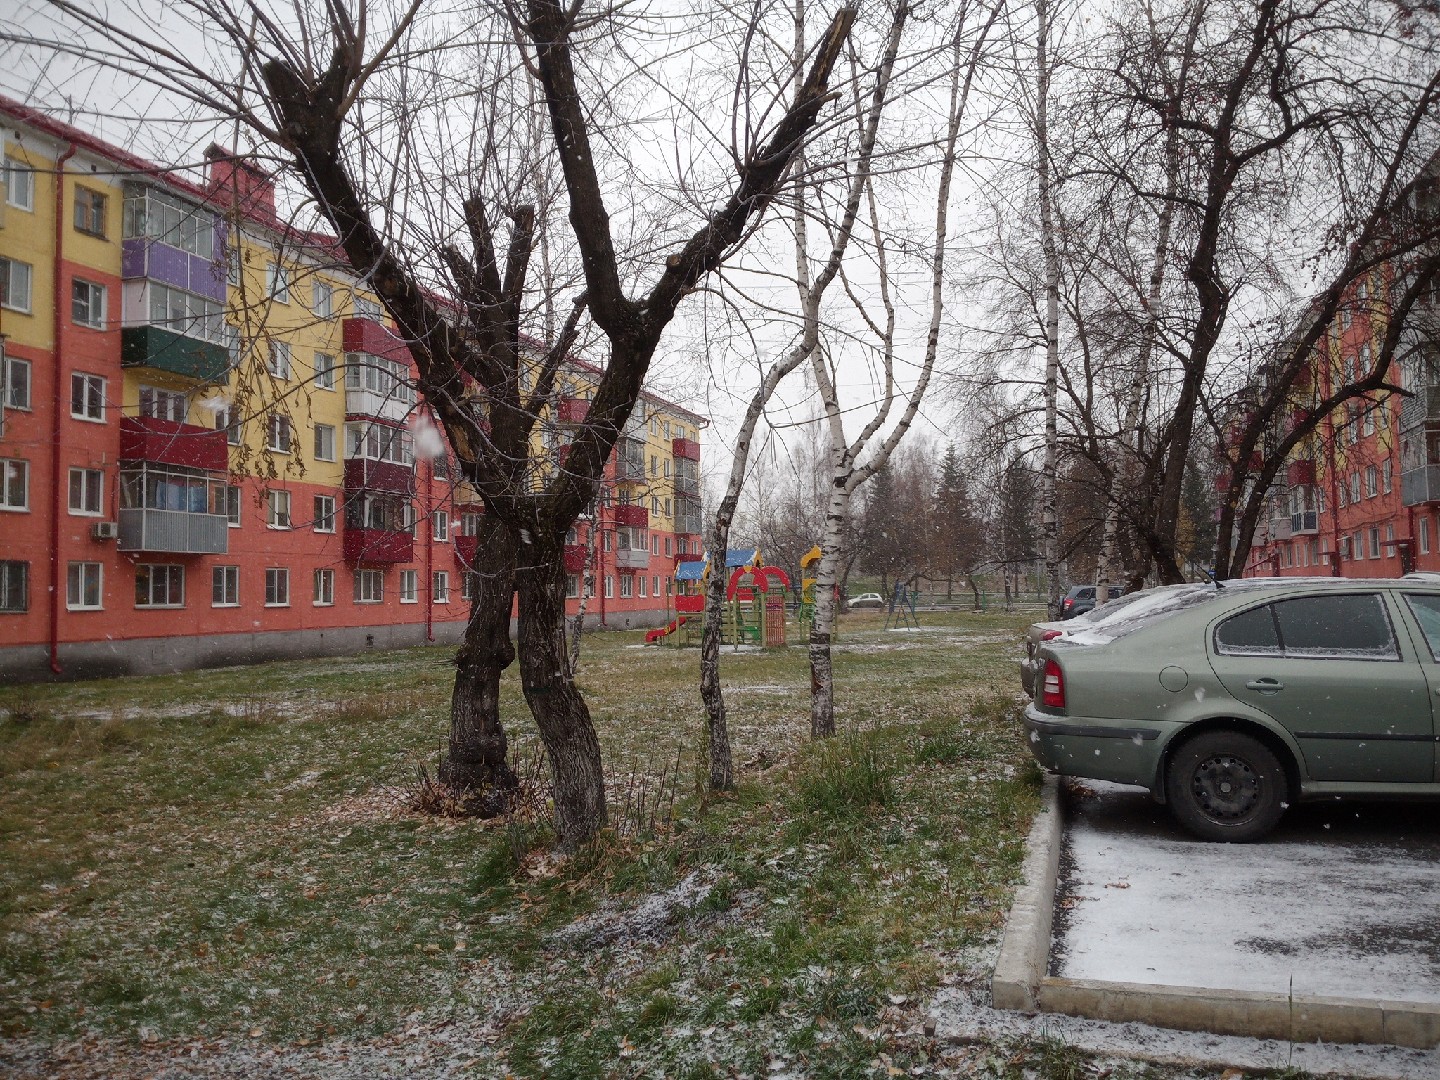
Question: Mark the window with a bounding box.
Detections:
[314,423,336,462]
[1383,460,1393,494]
[3,157,34,210]
[227,246,241,286]
[1385,524,1395,556]
[344,421,414,466]
[135,564,184,608]
[224,485,241,527]
[620,574,633,598]
[653,574,660,596]
[1422,517,1432,556]
[68,468,103,515]
[313,280,333,318]
[0,257,32,312]
[3,355,30,410]
[0,561,28,612]
[604,574,614,598]
[566,575,579,599]
[354,294,381,319]
[314,494,336,533]
[1337,482,1347,509]
[1365,465,1378,498]
[395,570,415,604]
[268,341,291,379]
[267,414,292,453]
[215,405,241,446]
[1370,527,1381,559]
[664,459,671,479]
[123,187,213,256]
[1217,594,1396,659]
[314,352,336,390]
[432,571,449,604]
[651,534,660,555]
[314,569,335,606]
[267,263,290,303]
[664,536,672,556]
[147,283,226,344]
[267,489,291,529]
[651,454,658,476]
[265,568,290,606]
[432,510,449,542]
[67,561,102,609]
[138,385,185,423]
[1,458,29,510]
[651,496,660,513]
[345,354,415,406]
[1363,407,1375,437]
[1350,473,1361,504]
[638,574,647,598]
[604,532,612,553]
[74,187,106,236]
[460,511,482,537]
[212,565,239,607]
[71,279,106,329]
[461,571,479,601]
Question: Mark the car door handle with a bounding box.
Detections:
[1245,678,1284,695]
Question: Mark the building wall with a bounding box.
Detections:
[0,102,703,682]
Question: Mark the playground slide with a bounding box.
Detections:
[644,615,690,644]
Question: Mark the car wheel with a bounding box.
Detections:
[1164,731,1288,842]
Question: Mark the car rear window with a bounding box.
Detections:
[1065,583,1221,644]
[1215,593,1398,660]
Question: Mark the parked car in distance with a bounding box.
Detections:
[1060,584,1126,620]
[1025,576,1440,842]
[1020,587,1162,696]
[848,592,885,609]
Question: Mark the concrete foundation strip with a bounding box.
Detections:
[989,773,1440,1050]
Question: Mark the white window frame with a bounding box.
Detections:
[0,560,29,613]
[0,256,31,313]
[139,385,185,423]
[1383,460,1393,494]
[1422,516,1432,556]
[620,574,633,598]
[313,280,333,318]
[638,574,647,598]
[1365,465,1378,499]
[267,262,290,303]
[1,458,30,511]
[68,467,103,516]
[71,279,107,329]
[267,488,291,529]
[314,352,336,390]
[4,157,34,211]
[73,185,107,237]
[268,341,292,379]
[567,574,579,599]
[432,570,449,604]
[604,574,614,598]
[67,561,103,610]
[1370,527,1382,559]
[314,494,336,533]
[361,568,390,604]
[3,355,31,410]
[224,485,242,527]
[265,567,291,607]
[267,414,292,454]
[314,423,336,462]
[71,373,106,422]
[212,565,239,607]
[135,564,185,608]
[313,568,335,606]
[432,509,449,542]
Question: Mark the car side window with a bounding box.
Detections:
[1402,594,1440,661]
[1271,593,1398,660]
[1215,604,1281,654]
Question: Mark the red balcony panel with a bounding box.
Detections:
[1213,474,1230,494]
[612,504,649,528]
[120,416,228,472]
[672,437,700,461]
[1287,459,1316,486]
[344,458,416,496]
[455,534,479,568]
[343,527,413,564]
[563,544,587,572]
[342,317,414,366]
[557,397,590,424]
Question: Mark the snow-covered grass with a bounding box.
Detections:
[0,611,1353,1077]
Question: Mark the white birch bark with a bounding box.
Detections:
[1036,0,1063,619]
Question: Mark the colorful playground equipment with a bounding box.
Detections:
[644,549,792,648]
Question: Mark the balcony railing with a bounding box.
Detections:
[615,548,651,569]
[121,326,229,383]
[557,397,590,425]
[342,317,412,362]
[1267,517,1294,541]
[455,534,478,567]
[345,385,412,424]
[564,544,587,572]
[1286,460,1315,486]
[612,504,649,528]
[120,416,229,472]
[117,507,228,554]
[343,527,413,563]
[344,458,416,496]
[1402,465,1440,506]
[672,437,700,461]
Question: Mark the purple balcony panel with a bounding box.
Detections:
[188,252,226,300]
[121,238,148,279]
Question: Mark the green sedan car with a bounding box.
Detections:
[1025,576,1440,842]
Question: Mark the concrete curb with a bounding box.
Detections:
[990,773,1062,1011]
[989,775,1440,1050]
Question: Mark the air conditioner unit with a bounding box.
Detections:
[91,521,119,540]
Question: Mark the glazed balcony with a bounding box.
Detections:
[120,416,229,472]
[117,508,228,554]
[343,527,413,564]
[1290,510,1319,534]
[344,458,416,497]
[615,548,651,570]
[121,326,229,383]
[1403,465,1440,506]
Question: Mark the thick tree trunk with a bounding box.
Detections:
[699,517,735,791]
[809,482,851,739]
[439,513,518,809]
[517,532,607,848]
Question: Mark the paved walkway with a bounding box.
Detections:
[1052,781,1440,1003]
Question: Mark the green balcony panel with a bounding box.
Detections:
[122,326,229,383]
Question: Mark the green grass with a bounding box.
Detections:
[0,610,1047,1074]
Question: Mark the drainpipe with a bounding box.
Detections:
[49,143,76,675]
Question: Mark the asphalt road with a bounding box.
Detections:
[1050,780,1440,1003]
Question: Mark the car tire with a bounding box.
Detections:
[1164,730,1289,843]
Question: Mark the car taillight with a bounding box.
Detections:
[1041,659,1066,708]
[1041,629,1062,641]
[1062,598,1073,610]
